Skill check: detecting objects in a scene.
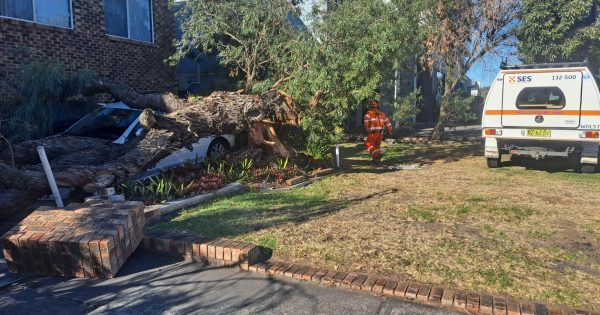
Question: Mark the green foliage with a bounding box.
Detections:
[421,0,519,139]
[171,0,300,91]
[389,89,422,127]
[439,92,477,126]
[304,142,332,161]
[274,157,289,170]
[0,61,93,141]
[517,0,599,69]
[283,0,424,148]
[208,158,254,182]
[122,175,177,203]
[173,0,424,148]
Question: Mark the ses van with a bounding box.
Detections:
[482,62,600,173]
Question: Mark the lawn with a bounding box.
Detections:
[153,142,600,310]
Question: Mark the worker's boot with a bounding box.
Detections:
[372,155,381,163]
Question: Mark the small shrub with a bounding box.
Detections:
[305,142,332,161]
[1,60,93,141]
[274,157,289,170]
[440,92,477,126]
[390,88,422,127]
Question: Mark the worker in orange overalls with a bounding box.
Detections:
[364,100,393,162]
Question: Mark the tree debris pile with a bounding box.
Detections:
[0,78,301,217]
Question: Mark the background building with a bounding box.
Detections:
[0,0,177,94]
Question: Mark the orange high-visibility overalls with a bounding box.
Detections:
[364,109,393,159]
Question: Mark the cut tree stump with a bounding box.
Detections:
[0,201,145,278]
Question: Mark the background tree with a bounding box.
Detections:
[421,0,520,140]
[282,0,424,148]
[516,0,600,74]
[172,0,301,92]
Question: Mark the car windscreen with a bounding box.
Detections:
[65,108,141,140]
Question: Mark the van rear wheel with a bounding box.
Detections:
[487,158,500,168]
[581,164,597,174]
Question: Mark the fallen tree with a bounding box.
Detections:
[0,77,300,216]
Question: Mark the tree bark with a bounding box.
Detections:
[429,77,458,140]
[0,79,299,217]
[82,77,186,113]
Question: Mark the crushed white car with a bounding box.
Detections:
[64,102,235,177]
[482,62,600,173]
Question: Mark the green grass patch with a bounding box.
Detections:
[581,222,600,241]
[245,232,279,250]
[478,269,514,290]
[153,179,349,240]
[456,204,471,216]
[528,230,552,239]
[560,250,587,263]
[487,205,534,222]
[405,206,437,222]
[541,288,584,306]
[553,171,600,184]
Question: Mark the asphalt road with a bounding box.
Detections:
[0,250,463,315]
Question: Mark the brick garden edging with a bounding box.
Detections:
[147,232,598,315]
[247,261,599,315]
[143,230,261,269]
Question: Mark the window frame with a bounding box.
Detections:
[515,86,567,110]
[104,0,154,44]
[0,0,74,29]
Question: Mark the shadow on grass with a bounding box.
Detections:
[341,142,482,174]
[504,156,581,173]
[152,187,398,246]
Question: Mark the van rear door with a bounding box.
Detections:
[501,70,583,128]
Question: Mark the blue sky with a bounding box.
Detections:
[468,53,521,87]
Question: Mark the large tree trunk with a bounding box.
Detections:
[429,77,458,141]
[0,77,299,217]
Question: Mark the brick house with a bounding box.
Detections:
[0,0,177,94]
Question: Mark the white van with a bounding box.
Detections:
[482,62,600,173]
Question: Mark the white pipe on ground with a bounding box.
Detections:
[36,146,64,208]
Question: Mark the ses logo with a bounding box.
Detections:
[508,75,532,84]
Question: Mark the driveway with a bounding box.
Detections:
[0,249,463,315]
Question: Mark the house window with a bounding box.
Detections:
[0,0,72,28]
[104,0,153,42]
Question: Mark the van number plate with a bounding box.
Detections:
[527,129,551,137]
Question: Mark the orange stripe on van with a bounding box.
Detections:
[485,110,600,116]
[500,68,587,74]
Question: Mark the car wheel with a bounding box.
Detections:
[581,164,597,174]
[487,158,500,168]
[207,138,229,160]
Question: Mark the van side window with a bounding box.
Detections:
[516,87,566,109]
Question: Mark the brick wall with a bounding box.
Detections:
[0,0,177,94]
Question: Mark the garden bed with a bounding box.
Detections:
[120,154,331,205]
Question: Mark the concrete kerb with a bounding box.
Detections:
[143,182,246,224]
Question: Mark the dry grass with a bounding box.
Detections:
[155,142,600,310]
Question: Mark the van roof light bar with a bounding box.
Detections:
[500,60,588,70]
